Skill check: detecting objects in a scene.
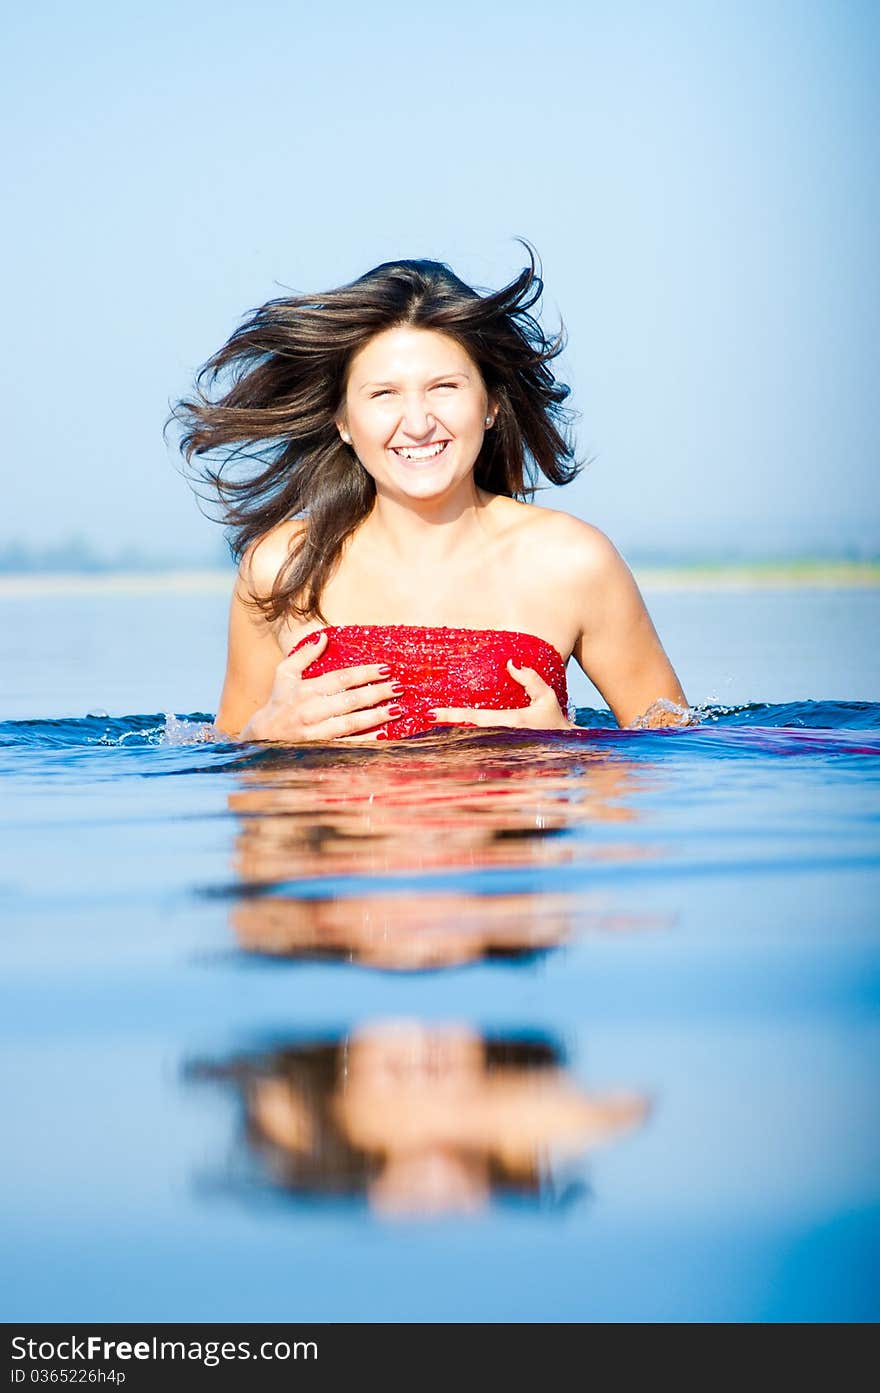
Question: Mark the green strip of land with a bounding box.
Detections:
[634,560,880,589]
[0,560,877,598]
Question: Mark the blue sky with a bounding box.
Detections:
[3,0,878,562]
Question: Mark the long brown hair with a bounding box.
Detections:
[172,240,581,621]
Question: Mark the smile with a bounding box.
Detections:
[389,440,450,462]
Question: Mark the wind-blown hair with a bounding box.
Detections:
[172,240,581,621]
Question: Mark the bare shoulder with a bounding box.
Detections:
[515,503,627,581]
[489,500,687,726]
[238,518,306,602]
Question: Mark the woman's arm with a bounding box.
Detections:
[214,524,403,743]
[568,524,688,727]
[214,541,289,739]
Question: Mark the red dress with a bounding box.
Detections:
[289,624,569,740]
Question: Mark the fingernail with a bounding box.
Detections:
[389,682,404,696]
[377,665,392,676]
[387,703,404,717]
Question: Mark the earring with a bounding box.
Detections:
[485,416,493,427]
[341,432,351,444]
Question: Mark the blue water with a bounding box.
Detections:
[1,585,879,1322]
[2,686,878,1323]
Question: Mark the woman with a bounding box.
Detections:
[175,244,687,742]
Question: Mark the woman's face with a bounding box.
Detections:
[338,326,495,504]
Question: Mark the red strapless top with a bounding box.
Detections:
[289,624,569,740]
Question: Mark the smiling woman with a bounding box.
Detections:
[172,242,688,741]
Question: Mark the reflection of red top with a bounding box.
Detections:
[289,625,569,740]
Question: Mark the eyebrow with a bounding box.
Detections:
[358,370,471,393]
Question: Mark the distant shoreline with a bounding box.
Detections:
[0,561,877,597]
[636,561,880,590]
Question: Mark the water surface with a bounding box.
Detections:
[1,587,878,1321]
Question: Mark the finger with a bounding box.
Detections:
[506,661,552,700]
[279,630,329,676]
[303,682,401,721]
[318,703,400,740]
[429,707,504,727]
[304,663,395,695]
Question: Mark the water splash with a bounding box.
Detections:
[162,714,219,745]
[0,711,218,750]
[628,698,696,730]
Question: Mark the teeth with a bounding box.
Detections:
[391,441,448,460]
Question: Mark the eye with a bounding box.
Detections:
[431,381,459,390]
[370,389,395,398]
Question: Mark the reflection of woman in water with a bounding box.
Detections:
[226,742,669,967]
[189,1024,647,1215]
[175,242,687,742]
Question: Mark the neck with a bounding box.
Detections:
[362,481,496,566]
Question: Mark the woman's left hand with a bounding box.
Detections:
[429,661,573,731]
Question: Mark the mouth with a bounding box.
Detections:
[388,440,451,464]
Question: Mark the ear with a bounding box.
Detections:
[336,420,352,445]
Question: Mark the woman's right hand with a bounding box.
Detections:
[240,632,402,743]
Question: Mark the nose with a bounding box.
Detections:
[399,394,436,440]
